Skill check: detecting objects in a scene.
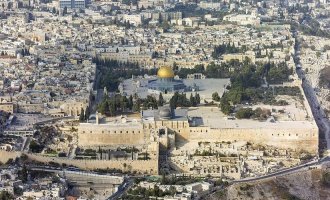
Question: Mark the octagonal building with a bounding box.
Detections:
[148,66,186,94]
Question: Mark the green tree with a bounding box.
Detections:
[195,93,200,104]
[29,140,44,153]
[133,100,141,112]
[63,6,67,15]
[220,95,233,115]
[109,101,116,116]
[212,92,220,101]
[128,95,134,110]
[119,95,128,111]
[18,165,28,183]
[321,172,330,186]
[235,108,254,119]
[85,106,90,120]
[158,93,165,107]
[79,108,85,122]
[98,99,109,115]
[190,93,196,106]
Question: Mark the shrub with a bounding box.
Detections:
[321,172,330,187]
[235,108,254,119]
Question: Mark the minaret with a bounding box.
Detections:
[103,86,108,96]
[96,111,99,124]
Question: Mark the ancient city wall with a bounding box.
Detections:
[186,126,319,154]
[0,150,158,175]
[25,153,159,174]
[298,81,314,120]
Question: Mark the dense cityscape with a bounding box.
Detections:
[0,0,330,199]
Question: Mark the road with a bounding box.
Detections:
[233,158,330,183]
[107,178,134,200]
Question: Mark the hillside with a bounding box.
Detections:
[207,167,330,200]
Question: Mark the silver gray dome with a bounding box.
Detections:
[159,107,172,119]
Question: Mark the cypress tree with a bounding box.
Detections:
[158,93,165,107]
[79,108,85,122]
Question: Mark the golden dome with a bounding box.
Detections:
[157,66,175,78]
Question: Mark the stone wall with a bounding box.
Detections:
[25,153,159,174]
[78,124,146,146]
[186,126,319,154]
[0,150,158,175]
[77,120,190,146]
[79,132,146,146]
[77,118,319,154]
[149,120,190,141]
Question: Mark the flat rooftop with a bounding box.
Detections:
[5,114,54,131]
[81,116,143,128]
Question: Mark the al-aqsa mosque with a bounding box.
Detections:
[147,66,186,94]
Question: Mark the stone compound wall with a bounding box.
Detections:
[77,119,318,154]
[0,150,158,175]
[152,118,318,154]
[78,124,146,146]
[77,120,190,147]
[26,153,159,174]
[78,132,146,146]
[187,126,319,154]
